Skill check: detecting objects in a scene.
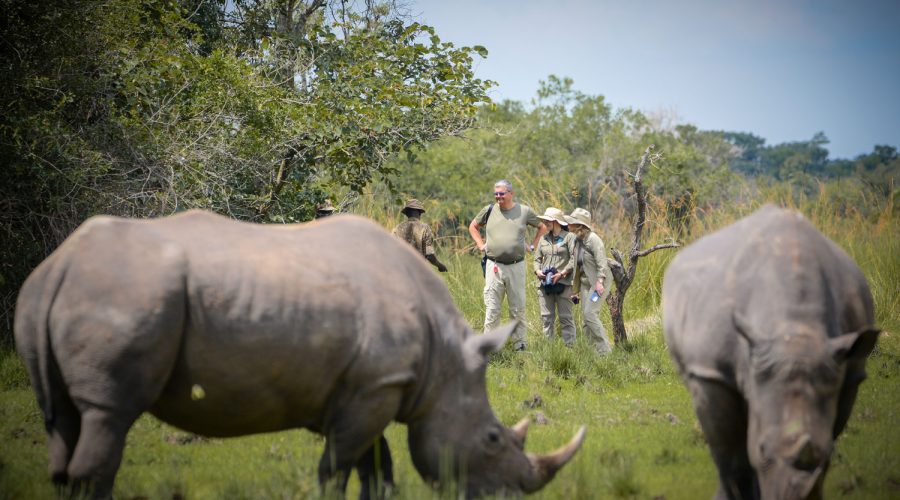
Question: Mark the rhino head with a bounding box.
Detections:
[407,322,586,497]
[736,314,879,499]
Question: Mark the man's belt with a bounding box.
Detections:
[491,256,524,265]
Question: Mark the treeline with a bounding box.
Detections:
[721,131,898,194]
[382,76,898,239]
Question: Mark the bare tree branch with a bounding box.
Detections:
[635,241,680,258]
[605,145,679,344]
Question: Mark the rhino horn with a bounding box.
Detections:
[522,426,586,493]
[510,417,530,446]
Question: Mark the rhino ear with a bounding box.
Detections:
[829,327,880,363]
[463,321,517,370]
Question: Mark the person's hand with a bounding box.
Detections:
[527,244,535,253]
[438,263,448,273]
[536,270,546,279]
[478,242,487,252]
[551,273,562,284]
[595,281,605,296]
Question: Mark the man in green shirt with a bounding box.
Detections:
[566,208,614,354]
[393,198,448,272]
[468,180,547,350]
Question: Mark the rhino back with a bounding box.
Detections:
[663,205,874,386]
[145,211,453,435]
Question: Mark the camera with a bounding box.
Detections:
[542,267,557,286]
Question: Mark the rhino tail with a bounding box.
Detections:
[20,255,70,434]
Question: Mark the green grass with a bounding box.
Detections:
[3,321,897,499]
[2,199,898,499]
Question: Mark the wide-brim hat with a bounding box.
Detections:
[316,200,336,213]
[402,198,426,214]
[537,207,568,226]
[565,208,593,230]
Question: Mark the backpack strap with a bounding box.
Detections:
[479,203,495,225]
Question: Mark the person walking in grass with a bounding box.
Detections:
[393,198,448,272]
[566,208,614,354]
[468,180,547,351]
[533,207,577,346]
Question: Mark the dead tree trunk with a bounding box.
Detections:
[606,145,679,344]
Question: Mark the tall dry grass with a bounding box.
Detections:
[358,173,897,333]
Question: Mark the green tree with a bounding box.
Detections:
[0,0,493,340]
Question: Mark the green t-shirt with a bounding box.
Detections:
[475,203,541,263]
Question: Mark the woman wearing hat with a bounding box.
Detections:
[534,207,578,346]
[565,208,614,354]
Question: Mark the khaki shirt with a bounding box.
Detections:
[392,219,435,257]
[533,231,577,285]
[573,231,612,292]
[475,203,541,263]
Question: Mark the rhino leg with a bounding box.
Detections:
[318,389,403,495]
[66,407,137,499]
[356,435,394,500]
[47,388,81,488]
[686,376,758,500]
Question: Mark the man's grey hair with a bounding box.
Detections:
[494,179,513,192]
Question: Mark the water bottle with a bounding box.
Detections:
[544,271,554,285]
[590,290,601,303]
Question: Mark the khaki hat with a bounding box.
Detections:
[537,207,568,226]
[402,198,426,214]
[316,200,336,213]
[565,208,593,230]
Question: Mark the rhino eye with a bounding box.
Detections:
[487,430,500,444]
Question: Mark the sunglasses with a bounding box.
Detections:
[493,191,508,197]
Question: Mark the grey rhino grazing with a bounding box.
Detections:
[15,210,586,499]
[662,204,879,500]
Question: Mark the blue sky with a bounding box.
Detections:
[413,0,900,159]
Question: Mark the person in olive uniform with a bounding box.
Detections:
[468,180,547,351]
[533,207,577,346]
[566,208,615,354]
[392,198,448,272]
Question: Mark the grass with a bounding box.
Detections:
[1,196,898,499]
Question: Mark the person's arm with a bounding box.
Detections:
[469,205,490,252]
[534,239,545,277]
[468,218,486,251]
[427,254,448,273]
[529,222,548,252]
[560,233,577,278]
[423,226,448,272]
[590,235,608,295]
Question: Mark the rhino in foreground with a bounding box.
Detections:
[15,210,585,499]
[662,205,879,500]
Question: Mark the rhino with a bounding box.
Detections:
[15,210,586,499]
[662,205,879,500]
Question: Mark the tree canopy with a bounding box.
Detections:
[0,0,493,334]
